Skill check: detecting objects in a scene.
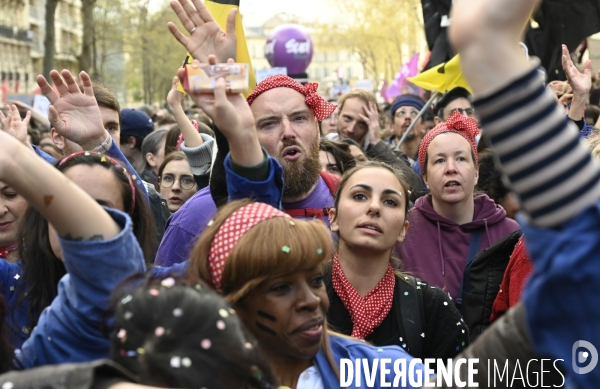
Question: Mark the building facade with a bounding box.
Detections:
[0,0,82,100]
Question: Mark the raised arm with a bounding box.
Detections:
[178,57,262,168]
[0,130,120,242]
[449,0,536,96]
[167,76,205,148]
[449,1,600,387]
[0,104,31,147]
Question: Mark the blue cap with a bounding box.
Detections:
[391,95,425,117]
[121,109,153,137]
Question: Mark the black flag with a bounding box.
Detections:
[421,0,453,71]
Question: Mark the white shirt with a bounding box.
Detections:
[296,366,324,389]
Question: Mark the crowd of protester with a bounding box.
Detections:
[0,0,599,387]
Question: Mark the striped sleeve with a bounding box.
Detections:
[473,62,600,228]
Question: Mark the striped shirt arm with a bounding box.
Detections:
[473,62,600,228]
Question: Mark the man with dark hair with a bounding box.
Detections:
[119,109,154,175]
[432,86,475,125]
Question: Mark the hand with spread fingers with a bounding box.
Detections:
[0,104,31,146]
[36,70,107,151]
[562,44,592,121]
[178,56,262,167]
[168,0,237,63]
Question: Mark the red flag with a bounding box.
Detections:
[14,79,19,94]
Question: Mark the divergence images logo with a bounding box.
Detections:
[572,340,598,374]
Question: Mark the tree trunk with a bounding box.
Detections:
[79,0,97,73]
[43,0,60,79]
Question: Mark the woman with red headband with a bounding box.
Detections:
[0,151,153,352]
[397,112,519,302]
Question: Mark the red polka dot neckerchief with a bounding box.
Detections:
[331,252,396,339]
[0,243,18,259]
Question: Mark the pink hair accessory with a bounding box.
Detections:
[58,151,136,214]
[207,202,290,289]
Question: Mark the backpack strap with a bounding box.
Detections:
[395,275,425,358]
[319,171,341,196]
[284,172,340,221]
[455,228,483,311]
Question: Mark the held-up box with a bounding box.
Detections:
[184,63,250,94]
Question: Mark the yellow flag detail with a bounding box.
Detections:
[177,0,256,97]
[408,55,472,93]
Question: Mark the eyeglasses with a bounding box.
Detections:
[449,107,475,117]
[395,109,419,118]
[159,174,196,190]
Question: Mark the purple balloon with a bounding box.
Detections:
[264,24,314,75]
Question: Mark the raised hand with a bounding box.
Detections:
[168,0,237,63]
[562,45,592,98]
[167,75,185,109]
[179,56,261,166]
[0,104,31,145]
[180,57,254,137]
[360,101,381,145]
[167,75,205,148]
[449,0,540,96]
[36,70,106,150]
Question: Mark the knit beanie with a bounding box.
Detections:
[391,95,425,117]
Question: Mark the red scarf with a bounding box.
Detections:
[0,243,18,259]
[331,253,396,339]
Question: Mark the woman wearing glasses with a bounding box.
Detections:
[158,152,198,213]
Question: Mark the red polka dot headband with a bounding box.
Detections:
[208,202,291,289]
[246,74,337,121]
[418,110,480,172]
[58,151,137,215]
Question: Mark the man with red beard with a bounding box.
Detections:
[154,75,338,267]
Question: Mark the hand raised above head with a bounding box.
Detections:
[0,104,31,146]
[167,75,185,108]
[36,70,107,150]
[168,0,237,63]
[179,56,262,167]
[179,56,254,139]
[562,44,592,98]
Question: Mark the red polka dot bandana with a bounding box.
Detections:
[331,253,396,339]
[418,110,480,172]
[246,74,337,121]
[208,202,291,289]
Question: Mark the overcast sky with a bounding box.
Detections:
[149,0,337,26]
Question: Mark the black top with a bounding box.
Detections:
[325,270,469,361]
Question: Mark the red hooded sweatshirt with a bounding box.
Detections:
[397,194,520,300]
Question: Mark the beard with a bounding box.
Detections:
[278,138,322,199]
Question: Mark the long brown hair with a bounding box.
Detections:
[188,199,339,377]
